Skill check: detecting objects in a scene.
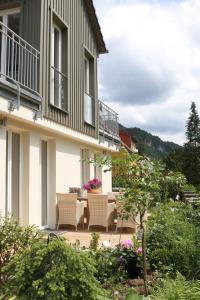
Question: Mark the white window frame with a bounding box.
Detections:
[84,55,94,125]
[51,22,62,108]
[84,56,90,94]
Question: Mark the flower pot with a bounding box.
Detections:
[126,256,141,278]
[88,188,101,194]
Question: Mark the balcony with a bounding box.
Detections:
[0,21,41,107]
[99,100,119,139]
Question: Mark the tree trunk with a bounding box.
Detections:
[140,212,148,296]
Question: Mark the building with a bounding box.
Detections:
[119,129,138,153]
[0,0,120,228]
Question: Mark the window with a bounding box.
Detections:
[84,50,95,125]
[51,20,68,110]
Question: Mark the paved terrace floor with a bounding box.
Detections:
[46,227,134,248]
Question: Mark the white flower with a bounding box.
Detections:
[102,240,112,248]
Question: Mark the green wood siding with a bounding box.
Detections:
[40,0,99,138]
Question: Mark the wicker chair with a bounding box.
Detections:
[57,193,84,231]
[87,194,115,232]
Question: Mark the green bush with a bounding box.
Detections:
[0,217,42,287]
[151,274,200,299]
[147,202,200,279]
[2,238,106,300]
[159,171,187,202]
[90,248,122,283]
[183,183,197,193]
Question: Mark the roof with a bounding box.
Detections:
[84,0,108,54]
[119,130,138,144]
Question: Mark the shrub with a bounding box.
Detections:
[151,274,200,300]
[183,183,197,193]
[2,238,106,300]
[89,232,100,251]
[0,217,42,287]
[159,171,187,202]
[147,202,200,279]
[89,238,142,284]
[90,248,121,283]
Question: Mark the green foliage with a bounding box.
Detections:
[90,248,124,284]
[164,148,184,172]
[147,202,200,279]
[89,232,100,251]
[182,144,200,187]
[163,102,200,189]
[125,289,149,300]
[159,171,187,202]
[183,183,197,193]
[2,239,106,300]
[0,217,42,288]
[151,274,200,300]
[113,151,162,218]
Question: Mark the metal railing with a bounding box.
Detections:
[51,66,67,110]
[0,21,40,93]
[99,100,119,138]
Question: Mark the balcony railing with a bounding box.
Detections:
[0,21,40,94]
[99,100,119,138]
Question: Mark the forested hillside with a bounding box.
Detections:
[119,125,181,160]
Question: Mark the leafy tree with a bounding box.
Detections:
[113,150,162,295]
[186,102,200,146]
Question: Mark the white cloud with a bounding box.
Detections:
[94,0,200,145]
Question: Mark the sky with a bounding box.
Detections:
[93,0,200,145]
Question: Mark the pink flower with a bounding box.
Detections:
[136,246,142,255]
[83,184,91,191]
[83,178,102,190]
[120,240,134,249]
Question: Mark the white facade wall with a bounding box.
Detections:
[0,93,117,229]
[0,122,114,229]
[56,139,82,193]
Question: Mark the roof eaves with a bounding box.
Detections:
[84,0,108,54]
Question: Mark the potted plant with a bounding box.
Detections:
[83,178,102,194]
[118,239,142,278]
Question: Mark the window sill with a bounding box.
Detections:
[84,121,96,129]
[50,104,69,114]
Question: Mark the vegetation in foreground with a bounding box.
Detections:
[1,193,200,300]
